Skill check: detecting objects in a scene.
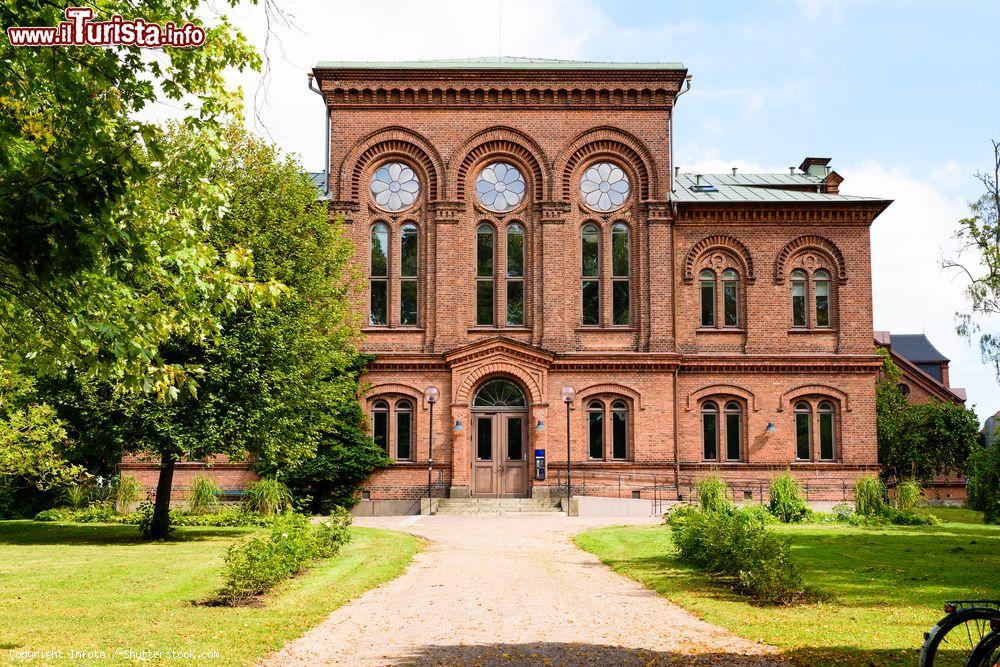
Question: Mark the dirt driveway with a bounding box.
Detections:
[262,514,785,666]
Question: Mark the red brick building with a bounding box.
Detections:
[301,57,892,512]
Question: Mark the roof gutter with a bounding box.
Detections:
[670,74,692,195]
[307,73,331,200]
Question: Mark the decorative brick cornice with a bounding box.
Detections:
[673,202,889,225]
[328,200,360,224]
[427,201,466,224]
[534,201,571,223]
[774,235,848,284]
[683,234,757,284]
[641,200,673,223]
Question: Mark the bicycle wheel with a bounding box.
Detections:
[921,609,999,666]
[966,631,1000,667]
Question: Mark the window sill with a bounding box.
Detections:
[788,327,837,334]
[574,326,639,332]
[467,326,531,333]
[792,459,840,464]
[362,326,425,333]
[701,460,747,464]
[696,328,745,334]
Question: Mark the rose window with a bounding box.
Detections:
[580,162,630,212]
[475,162,525,212]
[370,162,420,212]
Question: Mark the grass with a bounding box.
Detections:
[576,509,1000,666]
[0,520,419,665]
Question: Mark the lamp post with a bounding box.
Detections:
[425,386,440,512]
[560,386,575,501]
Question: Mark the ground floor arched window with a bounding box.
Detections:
[370,397,415,461]
[701,399,744,462]
[794,398,838,462]
[585,398,631,461]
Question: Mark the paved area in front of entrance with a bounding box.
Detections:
[262,514,786,666]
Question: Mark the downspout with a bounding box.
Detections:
[307,73,331,200]
[670,75,691,493]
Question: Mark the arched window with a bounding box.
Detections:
[369,223,389,326]
[612,224,631,325]
[371,400,389,452]
[700,269,716,327]
[476,223,495,326]
[791,269,808,328]
[506,223,525,326]
[897,383,910,397]
[588,400,604,459]
[814,269,831,328]
[611,400,629,460]
[701,400,719,460]
[581,224,601,325]
[722,269,739,328]
[400,223,418,325]
[818,401,835,460]
[724,401,742,461]
[473,379,526,408]
[394,399,413,460]
[794,401,812,460]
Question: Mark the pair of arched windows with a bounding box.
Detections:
[476,222,525,326]
[371,398,414,460]
[369,223,418,327]
[791,269,832,328]
[700,400,743,461]
[699,269,739,328]
[587,399,630,460]
[581,223,631,326]
[794,400,837,461]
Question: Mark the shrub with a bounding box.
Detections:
[854,475,887,517]
[666,505,803,603]
[243,478,293,516]
[768,472,809,522]
[696,475,732,513]
[113,475,144,514]
[33,503,117,523]
[135,503,169,538]
[967,445,1000,524]
[187,475,221,515]
[893,479,926,511]
[60,483,90,510]
[741,503,778,525]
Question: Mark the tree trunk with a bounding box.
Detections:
[149,452,176,538]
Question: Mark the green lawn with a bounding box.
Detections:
[0,521,419,666]
[576,511,1000,666]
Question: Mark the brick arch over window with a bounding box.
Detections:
[682,235,756,284]
[362,382,426,407]
[454,366,543,406]
[778,384,851,412]
[451,127,549,201]
[774,236,847,284]
[555,127,655,201]
[685,384,759,412]
[339,127,444,201]
[575,383,644,410]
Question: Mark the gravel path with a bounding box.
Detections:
[261,514,785,666]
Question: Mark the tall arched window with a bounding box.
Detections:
[722,269,739,327]
[400,223,418,325]
[814,269,831,328]
[394,399,413,460]
[818,401,835,460]
[724,401,742,461]
[581,224,601,325]
[611,400,629,460]
[588,400,604,459]
[369,223,389,326]
[794,401,812,460]
[700,269,716,327]
[371,400,389,452]
[612,224,631,325]
[701,400,719,460]
[506,223,524,326]
[791,269,808,328]
[476,224,495,326]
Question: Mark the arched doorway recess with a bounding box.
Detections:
[470,378,529,497]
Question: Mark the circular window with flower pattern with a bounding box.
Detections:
[580,162,630,212]
[476,162,525,212]
[370,162,420,212]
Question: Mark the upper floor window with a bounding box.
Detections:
[371,162,420,212]
[790,267,835,329]
[794,398,838,462]
[369,221,420,327]
[506,223,525,326]
[585,398,631,460]
[400,223,418,326]
[581,222,632,327]
[700,268,741,329]
[581,223,601,325]
[476,162,525,212]
[369,223,389,326]
[476,224,495,325]
[612,224,631,325]
[701,399,744,462]
[580,162,631,212]
[475,222,528,327]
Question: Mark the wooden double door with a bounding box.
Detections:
[471,411,529,497]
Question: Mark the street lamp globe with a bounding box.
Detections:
[560,386,575,403]
[424,386,440,404]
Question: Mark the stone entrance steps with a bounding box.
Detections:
[430,498,566,516]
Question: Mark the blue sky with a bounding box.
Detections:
[223,0,1000,419]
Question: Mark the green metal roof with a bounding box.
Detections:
[672,173,890,204]
[314,56,685,71]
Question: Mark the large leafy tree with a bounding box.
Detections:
[947,138,1000,381]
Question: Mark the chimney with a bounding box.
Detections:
[799,157,832,178]
[731,167,738,176]
[789,167,795,175]
[695,174,702,186]
[674,166,679,178]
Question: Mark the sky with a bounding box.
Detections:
[204,0,1000,421]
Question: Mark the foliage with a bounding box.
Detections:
[243,479,293,517]
[187,475,221,515]
[135,503,167,538]
[854,475,888,516]
[34,503,117,523]
[219,510,353,605]
[768,471,809,522]
[665,505,803,603]
[875,350,980,484]
[695,475,732,513]
[113,476,144,514]
[850,475,938,525]
[967,444,1000,524]
[60,483,90,510]
[893,479,927,511]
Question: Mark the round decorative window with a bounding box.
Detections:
[370,162,420,212]
[580,162,630,212]
[476,162,525,212]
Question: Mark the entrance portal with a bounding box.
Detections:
[470,379,529,497]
